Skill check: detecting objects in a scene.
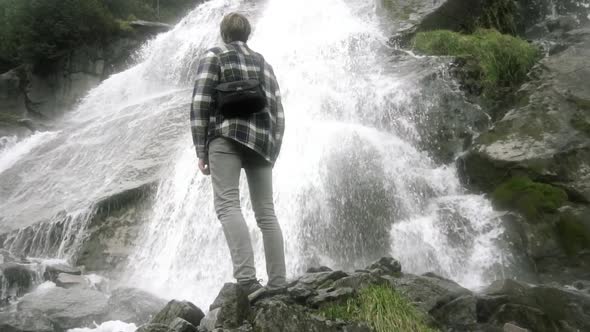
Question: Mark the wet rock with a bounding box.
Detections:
[490,304,557,332]
[252,299,340,332]
[332,272,388,291]
[76,182,155,273]
[308,287,355,308]
[199,308,221,331]
[43,263,81,282]
[129,20,173,34]
[169,317,198,332]
[294,270,349,289]
[306,266,332,273]
[0,263,37,303]
[55,273,89,289]
[287,284,317,303]
[482,279,590,331]
[210,283,250,329]
[136,323,173,332]
[365,256,401,275]
[105,287,167,325]
[430,295,478,329]
[0,310,55,332]
[152,300,205,328]
[458,27,590,283]
[383,272,470,312]
[503,322,530,332]
[17,286,108,330]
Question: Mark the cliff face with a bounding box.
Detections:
[0,21,172,138]
[391,0,590,284]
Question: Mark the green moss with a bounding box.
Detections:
[556,212,590,256]
[319,285,436,332]
[412,29,540,96]
[492,176,568,221]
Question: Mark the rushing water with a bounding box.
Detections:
[1,0,509,312]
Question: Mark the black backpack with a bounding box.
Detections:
[215,56,267,117]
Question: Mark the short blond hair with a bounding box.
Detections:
[220,12,251,43]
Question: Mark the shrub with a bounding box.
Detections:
[319,285,436,332]
[0,0,117,65]
[412,29,540,96]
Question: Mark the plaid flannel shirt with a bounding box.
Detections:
[190,41,285,164]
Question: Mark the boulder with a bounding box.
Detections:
[0,310,55,332]
[383,273,471,312]
[365,256,402,275]
[0,263,37,303]
[481,279,590,331]
[17,286,108,330]
[208,283,250,329]
[152,300,205,328]
[43,263,81,282]
[105,287,168,325]
[55,273,89,289]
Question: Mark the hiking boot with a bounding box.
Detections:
[239,279,263,296]
[248,285,288,302]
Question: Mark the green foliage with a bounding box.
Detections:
[0,0,117,66]
[319,285,436,332]
[412,29,540,96]
[477,0,518,35]
[0,0,197,70]
[492,176,568,221]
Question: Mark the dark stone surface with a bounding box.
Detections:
[43,263,81,282]
[0,262,37,302]
[212,283,251,329]
[152,300,205,328]
[0,310,55,332]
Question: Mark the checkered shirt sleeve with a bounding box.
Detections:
[190,50,219,160]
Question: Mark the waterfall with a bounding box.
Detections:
[0,0,509,312]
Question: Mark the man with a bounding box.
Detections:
[190,12,286,295]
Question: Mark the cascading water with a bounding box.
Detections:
[124,0,509,310]
[0,0,511,314]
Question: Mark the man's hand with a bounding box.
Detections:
[198,158,210,175]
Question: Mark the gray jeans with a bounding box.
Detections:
[208,137,286,288]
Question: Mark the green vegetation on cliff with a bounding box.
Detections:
[319,285,436,332]
[412,29,539,96]
[492,176,568,221]
[0,0,197,71]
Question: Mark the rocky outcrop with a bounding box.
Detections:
[0,20,173,134]
[135,256,590,332]
[458,23,590,283]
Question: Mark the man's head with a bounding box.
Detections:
[220,12,251,43]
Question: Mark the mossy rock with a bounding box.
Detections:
[492,176,568,222]
[556,211,590,256]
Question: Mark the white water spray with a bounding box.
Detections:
[0,0,510,312]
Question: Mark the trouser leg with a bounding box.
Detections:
[209,138,256,283]
[244,162,286,288]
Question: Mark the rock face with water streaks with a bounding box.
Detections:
[459,20,590,284]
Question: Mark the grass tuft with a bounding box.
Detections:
[319,285,437,332]
[412,29,540,96]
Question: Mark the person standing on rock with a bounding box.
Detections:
[190,12,287,295]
